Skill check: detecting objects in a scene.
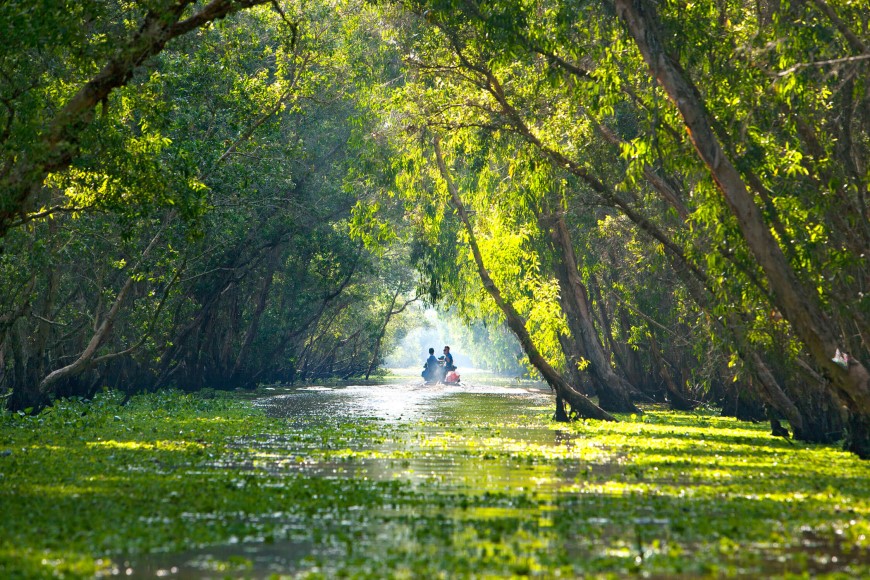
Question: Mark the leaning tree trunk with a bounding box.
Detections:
[614,0,870,457]
[747,351,807,437]
[546,213,640,413]
[366,289,400,380]
[35,217,167,399]
[37,276,135,398]
[553,395,570,422]
[588,272,628,377]
[230,248,280,385]
[366,290,418,380]
[606,115,838,440]
[433,136,615,421]
[556,331,595,396]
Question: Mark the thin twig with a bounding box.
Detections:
[776,53,870,77]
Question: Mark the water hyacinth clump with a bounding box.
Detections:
[0,385,868,578]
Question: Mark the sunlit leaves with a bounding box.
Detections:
[349,200,399,253]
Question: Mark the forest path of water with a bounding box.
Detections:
[130,378,576,577]
[125,378,869,578]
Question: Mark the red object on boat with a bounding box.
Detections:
[445,371,460,383]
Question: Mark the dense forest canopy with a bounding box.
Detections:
[0,0,867,455]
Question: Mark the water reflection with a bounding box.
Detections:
[252,381,580,494]
[125,380,565,577]
[256,381,551,424]
[251,381,602,490]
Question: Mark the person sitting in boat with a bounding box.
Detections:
[441,345,456,372]
[422,347,441,382]
[440,345,461,384]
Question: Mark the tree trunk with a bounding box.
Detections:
[554,395,570,422]
[35,219,166,397]
[649,333,695,411]
[556,331,594,396]
[720,381,767,422]
[547,213,640,413]
[230,248,279,384]
[366,289,400,380]
[747,351,806,436]
[37,276,134,396]
[366,290,418,380]
[433,136,615,421]
[615,303,648,393]
[614,0,870,435]
[588,273,618,366]
[466,42,844,430]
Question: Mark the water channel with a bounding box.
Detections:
[121,376,869,578]
[126,376,584,577]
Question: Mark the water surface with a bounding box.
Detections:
[123,378,870,578]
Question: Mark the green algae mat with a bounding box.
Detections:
[0,384,868,578]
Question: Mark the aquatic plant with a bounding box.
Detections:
[0,388,867,577]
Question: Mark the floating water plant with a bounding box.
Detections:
[0,387,867,577]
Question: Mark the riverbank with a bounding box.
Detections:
[1,386,868,577]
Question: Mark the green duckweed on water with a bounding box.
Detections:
[0,386,868,578]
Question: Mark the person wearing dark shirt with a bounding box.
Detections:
[422,347,440,382]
